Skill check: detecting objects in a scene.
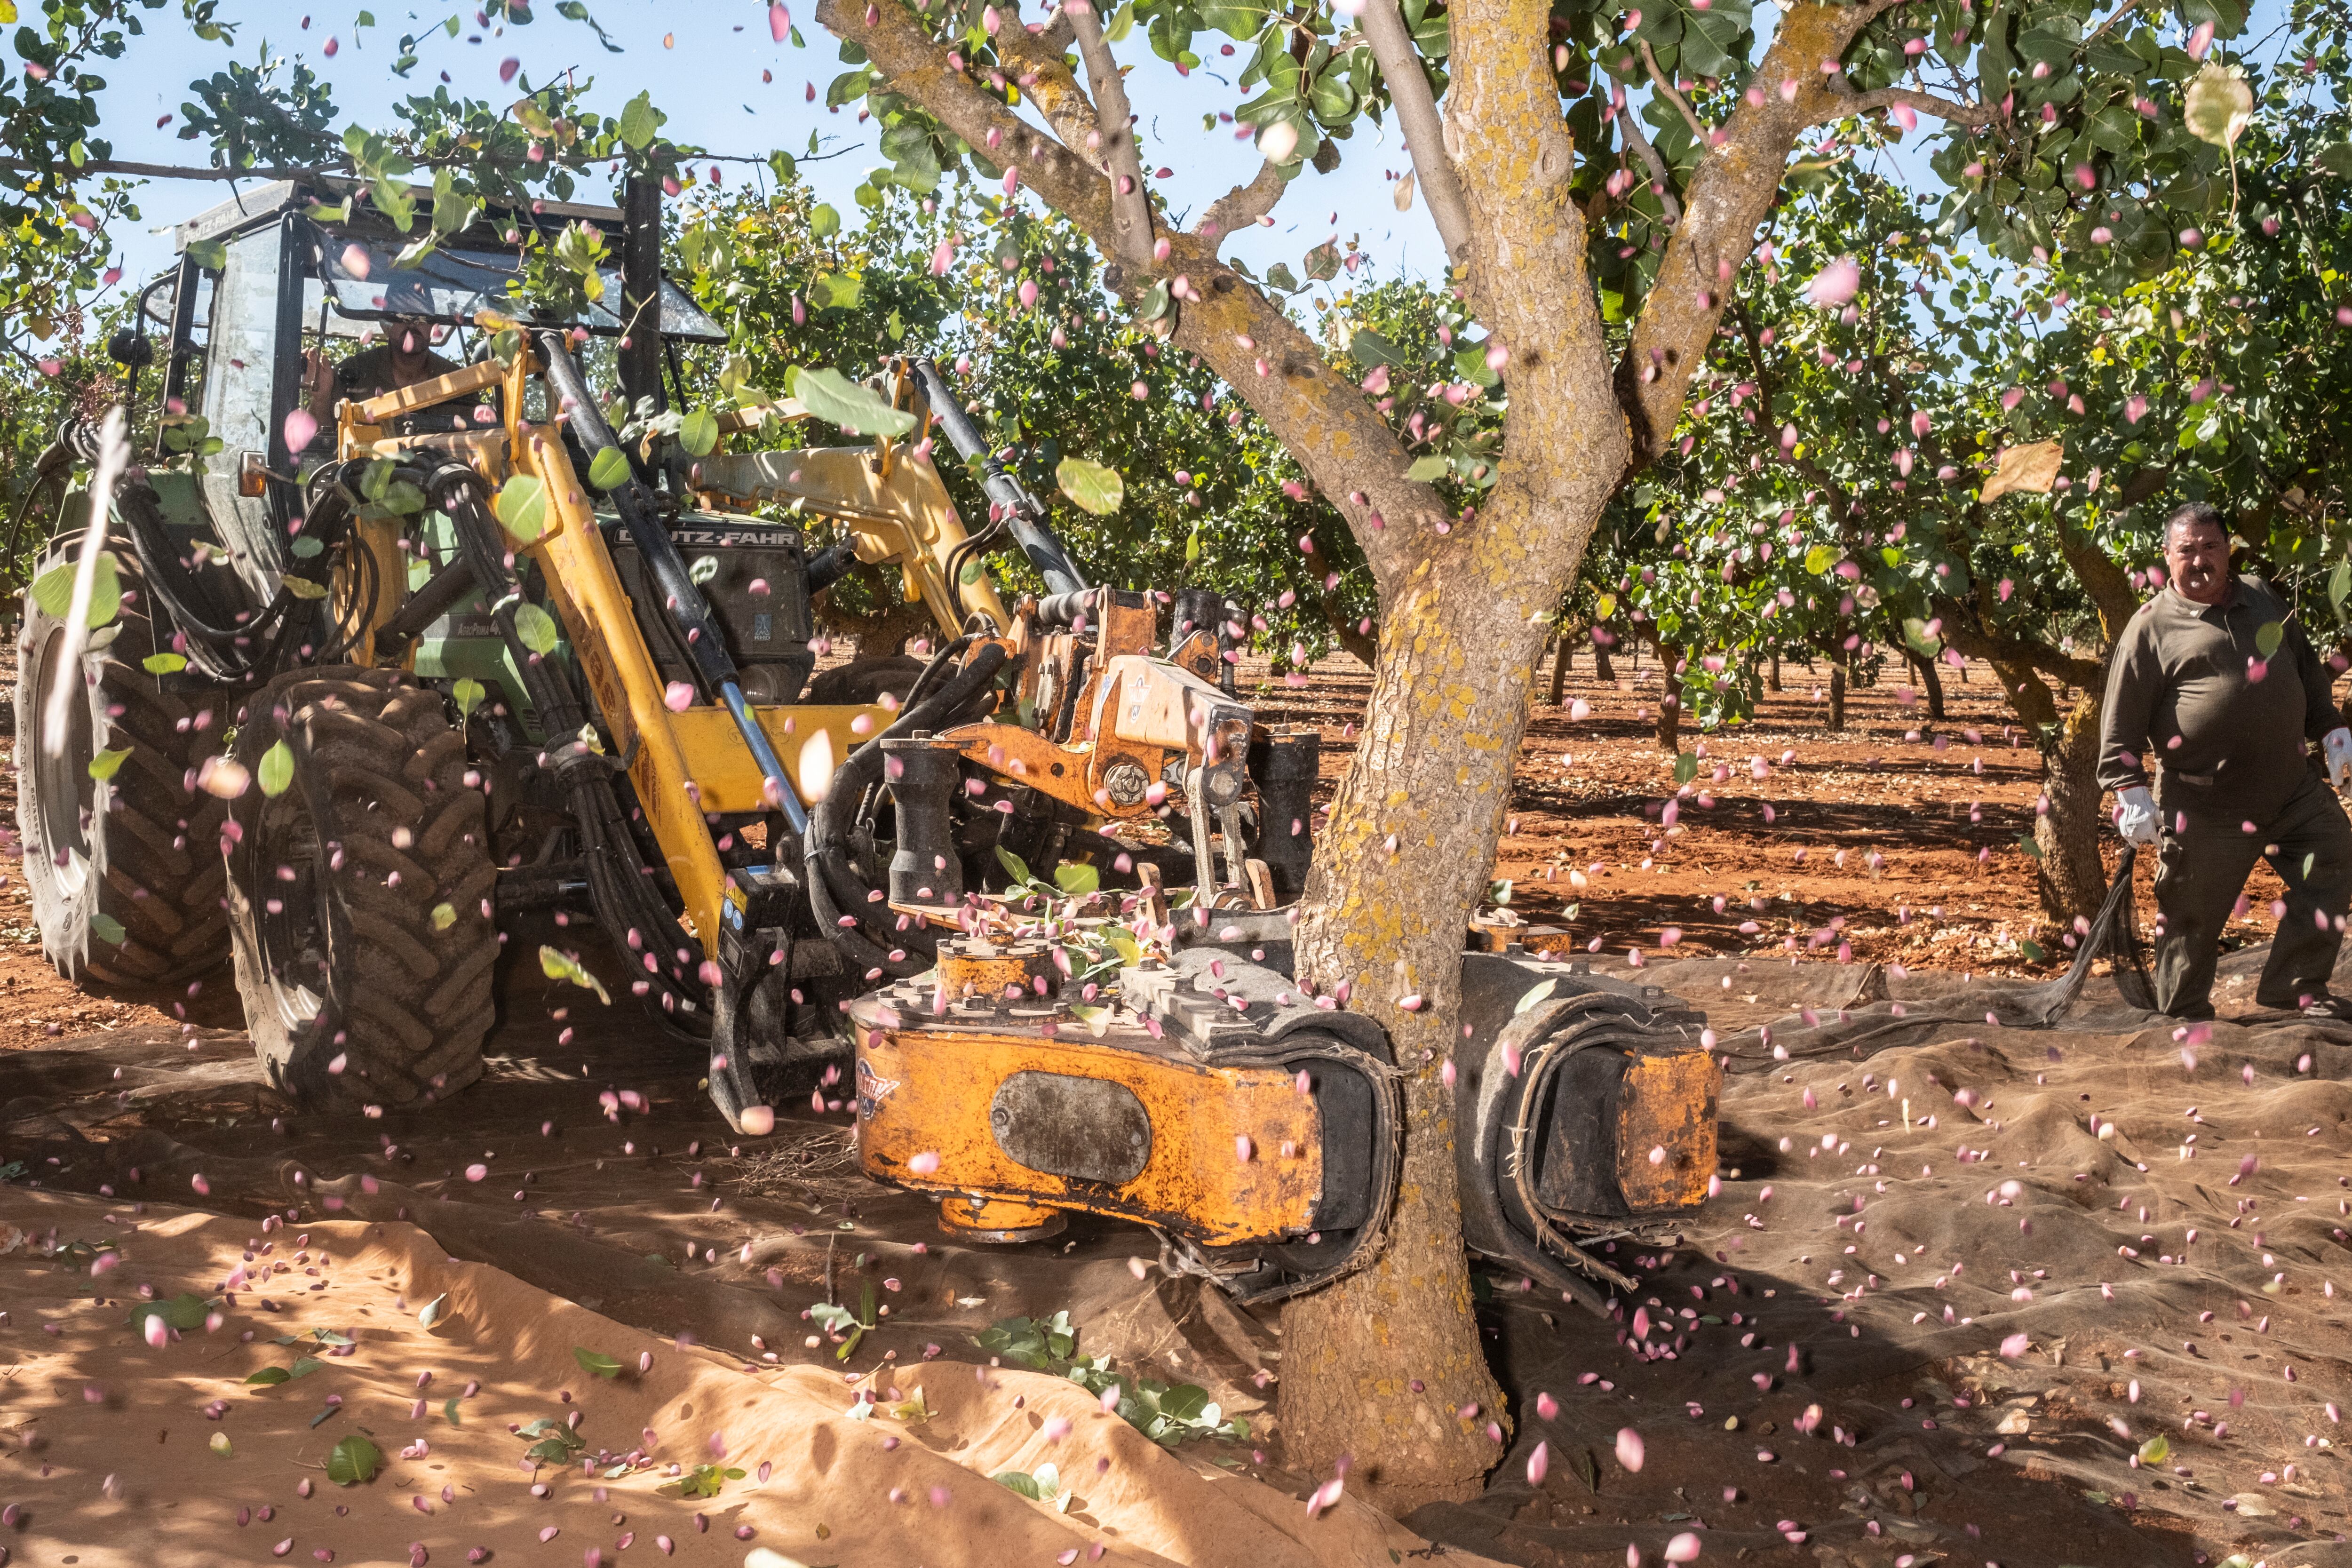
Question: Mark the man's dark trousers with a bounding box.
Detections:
[2153,771,2352,1016]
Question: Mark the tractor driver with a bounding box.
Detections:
[302,314,477,437]
[2098,501,2352,1020]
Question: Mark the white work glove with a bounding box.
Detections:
[2326,727,2352,791]
[2114,785,2160,846]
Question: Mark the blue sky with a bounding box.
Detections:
[92,0,1446,305]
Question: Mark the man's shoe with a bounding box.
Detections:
[2297,994,2352,1022]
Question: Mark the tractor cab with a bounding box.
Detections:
[105,179,724,614]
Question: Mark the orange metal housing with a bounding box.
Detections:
[852,1004,1324,1246]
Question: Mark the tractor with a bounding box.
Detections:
[8,177,1719,1306]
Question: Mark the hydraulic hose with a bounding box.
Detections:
[806,641,1009,978]
[907,356,1089,598]
[535,330,809,836]
[416,454,711,1034]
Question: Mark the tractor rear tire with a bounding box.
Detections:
[225,668,497,1111]
[15,537,231,987]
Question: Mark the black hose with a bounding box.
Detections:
[413,453,711,1033]
[805,642,1009,977]
[535,330,747,700]
[907,356,1089,597]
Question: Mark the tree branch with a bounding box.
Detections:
[1616,111,1683,226]
[1198,159,1287,247]
[2085,0,2153,46]
[1637,40,1707,143]
[1359,0,1471,266]
[1940,615,2104,692]
[1613,0,1880,471]
[1811,83,1992,129]
[817,0,1433,597]
[1065,1,1155,267]
[818,0,1113,235]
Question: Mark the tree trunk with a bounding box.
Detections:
[1283,480,1613,1506]
[1594,640,1616,682]
[1905,646,1946,720]
[1827,663,1846,732]
[1999,661,2109,923]
[1769,653,1781,692]
[1654,641,1683,753]
[1548,628,1576,705]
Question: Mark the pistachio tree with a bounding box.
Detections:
[807,0,2346,1492]
[672,181,1379,661]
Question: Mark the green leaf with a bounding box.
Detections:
[1263,262,1300,292]
[186,239,228,271]
[809,203,841,239]
[1105,0,1135,40]
[2255,621,2284,660]
[572,1346,623,1379]
[2018,835,2044,860]
[431,902,457,931]
[453,678,486,720]
[142,653,189,675]
[2183,64,2252,150]
[616,90,660,149]
[513,602,561,657]
[286,1357,325,1380]
[1804,543,1838,575]
[1134,278,1172,324]
[810,271,865,310]
[993,1470,1049,1501]
[443,1396,462,1425]
[539,945,612,1004]
[677,410,720,457]
[1349,327,1402,368]
[1055,457,1125,516]
[1052,862,1102,896]
[1672,752,1699,785]
[32,554,122,629]
[2138,1433,2170,1465]
[281,576,331,601]
[257,740,294,799]
[88,913,127,946]
[127,1293,213,1332]
[1303,239,1342,282]
[792,367,916,438]
[587,447,632,492]
[494,475,549,541]
[1406,455,1449,482]
[290,535,326,560]
[87,747,132,782]
[994,845,1033,886]
[419,1293,448,1329]
[1513,979,1557,1016]
[326,1434,382,1487]
[244,1366,293,1386]
[2330,560,2351,617]
[2020,939,2047,962]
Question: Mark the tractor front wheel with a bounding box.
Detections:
[225,669,497,1110]
[15,537,231,987]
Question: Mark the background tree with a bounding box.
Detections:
[672,180,1380,663]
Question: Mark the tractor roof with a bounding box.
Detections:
[169,178,723,345]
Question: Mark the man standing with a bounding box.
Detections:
[2100,502,2352,1019]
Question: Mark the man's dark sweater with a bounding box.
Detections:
[2097,574,2340,826]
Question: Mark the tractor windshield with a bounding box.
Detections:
[311,230,724,343]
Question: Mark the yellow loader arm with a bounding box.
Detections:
[689,434,1011,643]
